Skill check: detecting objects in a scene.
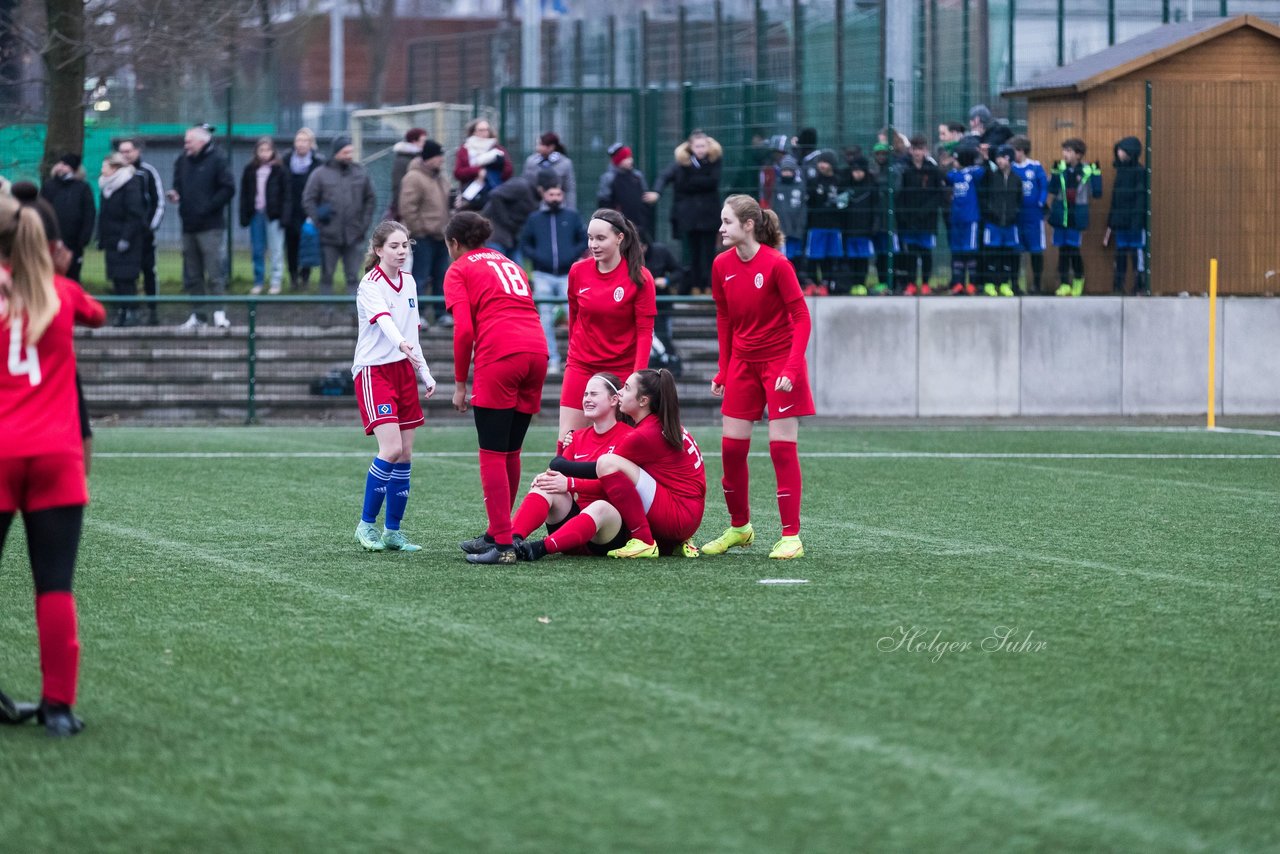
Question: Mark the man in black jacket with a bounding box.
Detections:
[117,138,165,324]
[39,153,96,283]
[170,124,235,328]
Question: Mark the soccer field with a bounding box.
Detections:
[1,423,1277,852]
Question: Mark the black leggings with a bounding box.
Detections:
[683,230,719,294]
[0,506,83,595]
[1058,246,1084,283]
[473,407,534,453]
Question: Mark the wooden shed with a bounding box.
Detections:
[1003,15,1280,296]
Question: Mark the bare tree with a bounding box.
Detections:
[356,0,397,107]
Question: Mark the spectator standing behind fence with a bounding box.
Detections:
[896,138,944,296]
[936,121,965,173]
[39,154,95,284]
[398,138,452,323]
[481,172,540,260]
[169,124,234,330]
[115,139,164,318]
[388,128,426,220]
[841,156,880,296]
[454,118,513,211]
[802,153,843,294]
[1009,135,1048,295]
[980,145,1023,297]
[598,143,653,239]
[757,135,790,209]
[523,132,576,211]
[283,128,323,292]
[1104,137,1148,296]
[239,137,287,296]
[97,153,147,327]
[651,131,723,296]
[769,155,807,278]
[868,142,899,288]
[642,235,682,359]
[303,136,377,300]
[946,146,985,295]
[1047,138,1103,297]
[519,175,586,375]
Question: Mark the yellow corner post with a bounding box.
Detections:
[1207,258,1218,430]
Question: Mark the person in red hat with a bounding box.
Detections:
[596,143,654,240]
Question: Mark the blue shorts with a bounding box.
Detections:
[948,221,979,254]
[844,236,875,258]
[1017,217,1046,253]
[1052,227,1082,248]
[874,232,899,254]
[898,231,936,250]
[806,228,844,259]
[982,223,1020,248]
[784,236,805,259]
[1115,229,1146,249]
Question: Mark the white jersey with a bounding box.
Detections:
[352,265,422,377]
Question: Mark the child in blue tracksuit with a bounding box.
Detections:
[1105,136,1147,295]
[1047,138,1103,296]
[1009,135,1048,294]
[946,145,985,294]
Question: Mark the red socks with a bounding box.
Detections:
[769,440,803,537]
[600,470,653,543]
[36,591,80,706]
[721,436,752,527]
[544,512,598,554]
[511,492,551,539]
[505,450,522,511]
[478,449,514,544]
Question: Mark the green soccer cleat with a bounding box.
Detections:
[701,523,755,555]
[607,538,659,559]
[768,535,805,560]
[355,521,386,552]
[998,283,1015,297]
[1055,283,1073,296]
[982,283,998,297]
[382,529,422,552]
[1071,278,1086,296]
[679,539,701,558]
[850,284,868,296]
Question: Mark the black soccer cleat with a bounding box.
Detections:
[0,688,39,726]
[514,538,548,562]
[459,533,496,555]
[36,700,85,738]
[465,545,518,565]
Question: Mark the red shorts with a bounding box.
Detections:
[645,482,704,544]
[720,355,815,421]
[356,360,424,435]
[560,360,631,409]
[0,453,88,513]
[472,351,548,414]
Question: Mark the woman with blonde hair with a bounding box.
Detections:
[97,152,147,325]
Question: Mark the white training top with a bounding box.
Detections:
[352,265,426,380]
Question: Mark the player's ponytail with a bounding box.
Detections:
[363,220,411,274]
[634,368,682,449]
[724,193,784,250]
[590,208,647,290]
[0,196,58,346]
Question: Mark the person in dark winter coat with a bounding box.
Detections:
[522,132,577,211]
[596,143,653,239]
[979,145,1024,295]
[803,153,844,292]
[281,128,323,290]
[518,174,588,371]
[116,138,165,313]
[895,137,944,294]
[239,136,288,294]
[480,174,540,259]
[97,154,147,326]
[302,136,377,296]
[1105,136,1147,295]
[170,124,235,328]
[769,155,807,276]
[39,153,96,282]
[1047,137,1104,296]
[399,138,452,317]
[652,131,723,294]
[388,127,426,220]
[840,156,880,294]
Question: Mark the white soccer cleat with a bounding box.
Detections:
[212,310,232,329]
[178,313,204,330]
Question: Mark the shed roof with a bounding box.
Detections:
[1003,14,1280,98]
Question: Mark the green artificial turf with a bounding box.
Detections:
[1,424,1277,852]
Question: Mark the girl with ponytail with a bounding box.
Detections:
[703,194,814,561]
[558,208,656,453]
[0,194,106,737]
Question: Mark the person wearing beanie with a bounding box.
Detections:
[769,155,807,277]
[388,128,426,220]
[895,136,945,295]
[596,142,653,240]
[522,131,577,211]
[303,135,377,304]
[979,144,1023,296]
[841,155,881,295]
[170,123,235,329]
[40,153,96,283]
[968,104,993,135]
[398,137,452,323]
[758,134,793,209]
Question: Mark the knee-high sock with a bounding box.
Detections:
[600,469,653,543]
[721,436,752,528]
[512,492,552,538]
[505,451,522,511]
[770,440,803,537]
[385,462,411,530]
[544,512,598,554]
[36,591,79,705]
[362,456,393,523]
[478,449,514,544]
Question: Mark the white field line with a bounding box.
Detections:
[79,516,1211,852]
[980,459,1280,502]
[95,451,1280,460]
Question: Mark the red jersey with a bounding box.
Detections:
[613,416,706,507]
[1,274,105,458]
[444,248,547,381]
[711,244,811,382]
[564,419,632,463]
[565,258,656,373]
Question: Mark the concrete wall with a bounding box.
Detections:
[809,297,1277,416]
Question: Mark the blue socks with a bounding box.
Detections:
[362,457,394,524]
[384,463,412,530]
